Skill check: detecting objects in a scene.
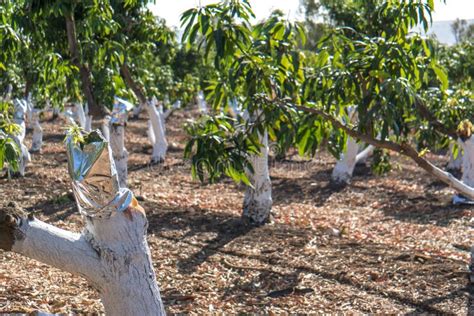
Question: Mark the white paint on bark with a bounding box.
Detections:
[102,116,111,142]
[331,135,360,184]
[132,102,143,119]
[10,209,165,315]
[30,109,43,152]
[110,124,128,188]
[85,115,92,132]
[148,120,155,145]
[12,99,31,176]
[447,142,463,171]
[243,129,272,224]
[147,100,167,163]
[460,137,474,187]
[197,91,208,114]
[331,107,374,184]
[356,144,374,165]
[74,103,86,129]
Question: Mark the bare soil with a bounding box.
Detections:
[0,109,473,314]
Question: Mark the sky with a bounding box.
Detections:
[149,0,474,28]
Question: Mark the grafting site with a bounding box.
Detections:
[0,0,473,314]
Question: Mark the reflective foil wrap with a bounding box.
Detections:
[13,99,27,121]
[111,97,134,125]
[66,130,133,218]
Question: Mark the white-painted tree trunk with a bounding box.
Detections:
[102,116,111,142]
[147,101,167,164]
[26,93,33,124]
[453,137,474,205]
[11,100,31,176]
[331,135,360,184]
[356,144,375,165]
[30,109,43,153]
[110,124,128,188]
[1,203,165,315]
[447,142,463,171]
[85,115,92,132]
[461,138,474,187]
[148,120,156,145]
[74,103,86,129]
[243,129,273,224]
[197,90,208,114]
[132,102,143,119]
[331,106,375,184]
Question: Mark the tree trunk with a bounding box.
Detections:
[461,138,474,186]
[197,91,208,113]
[30,109,43,153]
[288,102,474,200]
[132,102,143,119]
[74,102,86,128]
[110,123,128,188]
[0,202,165,315]
[332,137,374,184]
[120,64,168,163]
[447,142,463,172]
[453,137,474,205]
[331,136,360,184]
[65,13,103,119]
[243,129,272,225]
[11,99,31,176]
[85,115,92,132]
[102,116,111,141]
[120,63,146,105]
[1,131,166,314]
[147,101,168,163]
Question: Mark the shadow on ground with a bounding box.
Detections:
[143,198,470,313]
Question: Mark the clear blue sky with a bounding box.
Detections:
[149,0,474,28]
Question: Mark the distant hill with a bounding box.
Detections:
[414,19,474,45]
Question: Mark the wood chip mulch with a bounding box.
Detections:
[1,109,473,314]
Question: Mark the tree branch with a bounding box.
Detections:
[272,99,474,200]
[0,203,102,284]
[65,13,105,119]
[120,63,147,105]
[414,98,458,139]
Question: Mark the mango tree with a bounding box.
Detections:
[1,0,167,312]
[181,1,306,224]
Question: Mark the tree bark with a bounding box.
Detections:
[12,100,31,176]
[30,109,43,153]
[460,138,474,187]
[110,123,128,188]
[332,135,360,184]
[447,142,463,172]
[120,63,146,105]
[0,201,165,315]
[243,128,272,225]
[65,13,104,119]
[120,64,168,163]
[147,102,168,163]
[197,91,208,113]
[274,100,474,200]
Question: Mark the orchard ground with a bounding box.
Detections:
[1,108,474,314]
